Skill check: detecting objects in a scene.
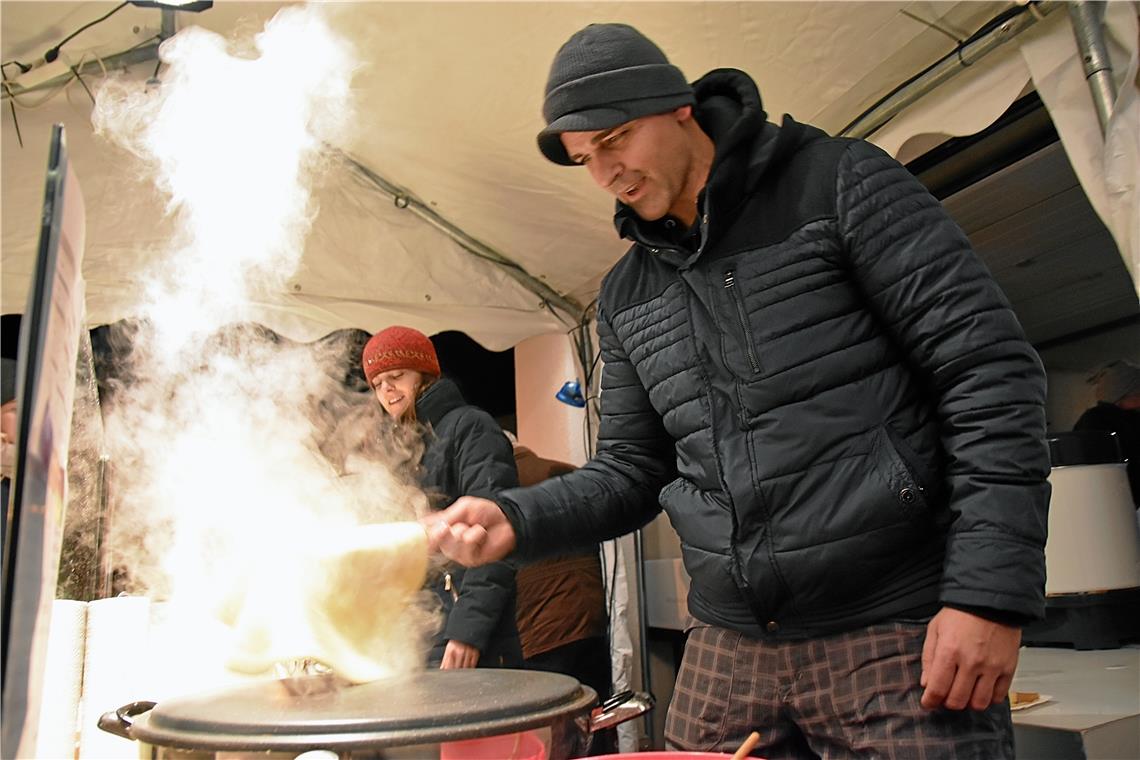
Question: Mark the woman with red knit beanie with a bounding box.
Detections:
[361,325,523,669]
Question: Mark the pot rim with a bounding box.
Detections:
[117,685,598,752]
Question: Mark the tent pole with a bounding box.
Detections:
[335,149,585,327]
[160,9,178,41]
[1066,1,1117,135]
[841,1,1061,140]
[1,44,161,100]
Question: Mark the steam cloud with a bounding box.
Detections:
[87,5,438,690]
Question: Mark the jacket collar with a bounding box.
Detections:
[415,377,466,428]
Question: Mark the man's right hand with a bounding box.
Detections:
[423,496,516,566]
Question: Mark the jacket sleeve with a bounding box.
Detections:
[443,409,519,650]
[835,139,1050,621]
[497,311,676,562]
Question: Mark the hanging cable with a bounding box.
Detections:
[838,1,1053,138]
[1,61,32,75]
[2,52,102,110]
[1,67,23,148]
[69,65,97,105]
[43,2,129,63]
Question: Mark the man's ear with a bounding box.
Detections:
[674,105,694,122]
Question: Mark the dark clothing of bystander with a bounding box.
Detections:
[418,378,524,668]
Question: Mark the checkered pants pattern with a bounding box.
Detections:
[664,622,1014,759]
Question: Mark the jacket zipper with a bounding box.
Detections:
[724,269,761,373]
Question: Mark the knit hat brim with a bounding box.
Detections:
[538,91,695,165]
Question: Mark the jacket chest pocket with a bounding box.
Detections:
[710,245,856,385]
[722,269,762,375]
[712,265,767,381]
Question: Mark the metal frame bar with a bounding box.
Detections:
[335,149,585,326]
[842,1,1061,139]
[1067,1,1117,135]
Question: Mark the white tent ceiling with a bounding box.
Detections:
[2,1,1136,349]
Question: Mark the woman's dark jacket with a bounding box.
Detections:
[495,68,1051,639]
[417,378,523,666]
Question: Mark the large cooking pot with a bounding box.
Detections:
[98,669,652,759]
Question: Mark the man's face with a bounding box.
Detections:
[0,400,16,442]
[560,108,694,222]
[1,400,16,479]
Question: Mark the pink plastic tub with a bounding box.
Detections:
[440,730,547,760]
[598,755,748,759]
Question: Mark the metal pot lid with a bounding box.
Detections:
[126,669,596,752]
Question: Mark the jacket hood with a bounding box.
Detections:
[615,68,822,250]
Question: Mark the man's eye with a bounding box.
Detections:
[603,130,627,147]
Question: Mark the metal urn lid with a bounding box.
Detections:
[117,669,594,752]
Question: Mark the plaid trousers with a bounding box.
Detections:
[665,621,1014,760]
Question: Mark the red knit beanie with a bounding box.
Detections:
[361,326,441,385]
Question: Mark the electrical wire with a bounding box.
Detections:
[1,67,23,148]
[120,32,163,56]
[70,65,97,105]
[600,537,620,660]
[2,26,154,113]
[2,52,101,110]
[565,296,600,458]
[1,60,32,75]
[899,9,963,46]
[837,1,1038,137]
[43,2,129,63]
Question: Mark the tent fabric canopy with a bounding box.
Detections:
[2,1,1137,349]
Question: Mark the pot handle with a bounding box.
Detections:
[588,690,655,732]
[97,700,157,739]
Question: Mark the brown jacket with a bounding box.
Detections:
[513,445,608,658]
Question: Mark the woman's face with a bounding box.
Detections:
[371,368,424,420]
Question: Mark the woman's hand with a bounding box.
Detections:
[440,639,480,669]
[423,496,517,566]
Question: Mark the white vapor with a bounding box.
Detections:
[94,5,355,357]
[88,4,439,692]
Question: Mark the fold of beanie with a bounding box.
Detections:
[361,326,441,385]
[537,24,694,166]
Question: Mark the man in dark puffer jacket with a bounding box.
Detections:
[429,23,1049,759]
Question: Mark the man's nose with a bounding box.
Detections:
[590,155,621,190]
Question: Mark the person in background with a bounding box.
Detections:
[1,357,17,547]
[511,440,615,755]
[427,23,1050,758]
[362,325,523,669]
[1074,359,1140,508]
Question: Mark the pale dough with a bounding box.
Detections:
[224,521,429,682]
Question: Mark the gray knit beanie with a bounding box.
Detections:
[538,23,695,166]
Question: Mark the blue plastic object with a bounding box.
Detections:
[555,380,586,408]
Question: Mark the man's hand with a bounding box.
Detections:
[440,639,480,669]
[920,606,1021,710]
[422,496,517,567]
